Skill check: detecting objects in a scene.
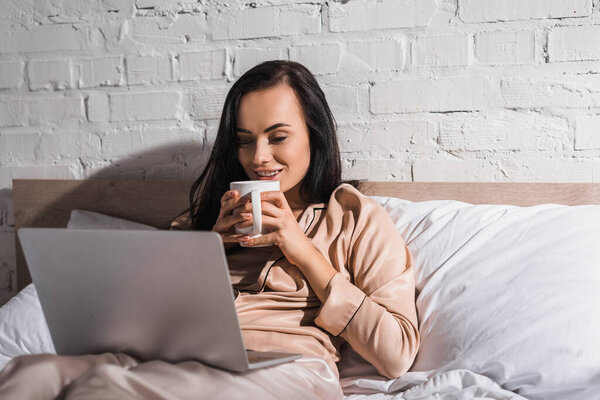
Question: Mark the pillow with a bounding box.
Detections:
[67,210,157,230]
[370,196,600,400]
[0,211,157,371]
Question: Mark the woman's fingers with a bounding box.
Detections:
[213,190,251,233]
[214,213,252,233]
[221,232,250,243]
[234,214,282,231]
[220,190,251,213]
[231,198,289,217]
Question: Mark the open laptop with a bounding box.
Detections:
[17,228,302,372]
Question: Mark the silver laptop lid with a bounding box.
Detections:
[18,228,250,372]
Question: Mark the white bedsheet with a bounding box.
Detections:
[0,284,522,399]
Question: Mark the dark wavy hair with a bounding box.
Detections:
[187,60,358,230]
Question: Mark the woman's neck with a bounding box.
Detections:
[285,183,309,218]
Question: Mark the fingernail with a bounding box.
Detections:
[241,213,252,218]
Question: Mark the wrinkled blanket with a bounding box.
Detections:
[0,285,522,399]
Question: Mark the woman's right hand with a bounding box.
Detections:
[212,190,252,244]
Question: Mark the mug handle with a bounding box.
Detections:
[251,190,262,235]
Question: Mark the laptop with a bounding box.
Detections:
[17,228,302,372]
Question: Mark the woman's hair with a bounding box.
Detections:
[187,60,358,230]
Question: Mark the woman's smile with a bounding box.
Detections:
[255,169,283,179]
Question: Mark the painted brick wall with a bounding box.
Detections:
[1,0,600,304]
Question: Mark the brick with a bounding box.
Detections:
[475,31,535,65]
[329,0,437,32]
[439,110,569,151]
[501,75,600,108]
[35,131,101,160]
[371,77,494,114]
[413,158,496,181]
[30,97,84,125]
[138,126,202,149]
[178,49,226,81]
[188,86,231,120]
[28,59,73,90]
[78,56,123,88]
[459,0,592,23]
[0,98,26,127]
[498,158,597,182]
[289,43,342,75]
[86,93,110,122]
[344,40,406,71]
[209,7,277,40]
[549,25,600,62]
[342,158,412,181]
[127,14,208,45]
[0,24,87,53]
[0,133,38,160]
[413,35,470,67]
[109,91,182,121]
[234,48,287,77]
[338,120,431,154]
[0,61,23,89]
[100,127,140,158]
[0,96,83,127]
[126,55,172,85]
[321,85,365,121]
[280,5,321,36]
[575,115,600,150]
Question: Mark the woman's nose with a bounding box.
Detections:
[252,140,272,164]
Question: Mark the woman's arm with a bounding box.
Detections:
[311,198,420,379]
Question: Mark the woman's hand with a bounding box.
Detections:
[233,191,316,266]
[212,190,253,244]
[235,190,338,302]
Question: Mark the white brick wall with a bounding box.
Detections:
[1,0,600,304]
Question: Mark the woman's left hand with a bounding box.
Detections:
[233,190,316,266]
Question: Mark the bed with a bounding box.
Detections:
[2,179,600,399]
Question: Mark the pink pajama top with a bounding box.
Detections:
[171,183,419,378]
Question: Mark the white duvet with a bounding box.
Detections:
[0,284,523,399]
[2,198,600,399]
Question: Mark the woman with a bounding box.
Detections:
[0,60,419,399]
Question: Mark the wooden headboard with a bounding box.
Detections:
[12,179,600,291]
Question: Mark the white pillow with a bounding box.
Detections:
[370,196,600,400]
[0,211,157,371]
[67,210,157,230]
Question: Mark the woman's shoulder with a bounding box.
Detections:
[327,182,388,220]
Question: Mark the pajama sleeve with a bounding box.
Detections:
[313,190,420,379]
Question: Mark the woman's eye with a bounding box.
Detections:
[236,139,252,147]
[271,136,287,143]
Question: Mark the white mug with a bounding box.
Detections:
[229,180,280,241]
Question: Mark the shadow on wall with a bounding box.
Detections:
[10,141,211,292]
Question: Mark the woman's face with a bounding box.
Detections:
[235,84,311,207]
